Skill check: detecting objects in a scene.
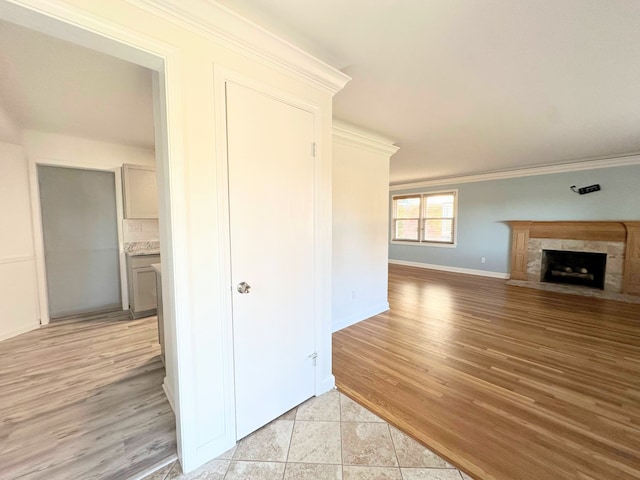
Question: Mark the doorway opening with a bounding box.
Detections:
[0,3,181,477]
[38,165,122,319]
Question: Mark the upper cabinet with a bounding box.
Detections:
[122,164,158,219]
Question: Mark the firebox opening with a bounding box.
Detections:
[541,250,607,290]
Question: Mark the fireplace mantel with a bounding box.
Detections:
[507,221,640,296]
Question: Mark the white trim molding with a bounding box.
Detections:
[0,323,39,343]
[163,379,176,413]
[332,120,399,156]
[390,153,640,191]
[389,259,510,279]
[129,0,351,95]
[332,302,390,333]
[0,255,34,265]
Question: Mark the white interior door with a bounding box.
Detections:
[226,81,316,440]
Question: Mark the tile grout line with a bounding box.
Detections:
[282,408,297,480]
[161,461,174,480]
[338,390,344,480]
[221,436,237,480]
[222,434,237,480]
[388,422,403,478]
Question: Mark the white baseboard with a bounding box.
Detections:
[331,302,390,333]
[162,377,176,413]
[0,322,39,342]
[389,259,510,279]
[318,374,336,395]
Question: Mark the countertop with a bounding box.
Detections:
[125,250,161,257]
[124,241,160,257]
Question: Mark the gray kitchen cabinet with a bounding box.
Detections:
[122,164,158,219]
[126,254,160,318]
[152,263,164,364]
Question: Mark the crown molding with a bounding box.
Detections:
[332,120,399,156]
[128,0,350,95]
[390,153,640,191]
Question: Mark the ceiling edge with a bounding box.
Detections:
[390,153,640,191]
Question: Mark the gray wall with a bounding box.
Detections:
[39,165,121,318]
[389,164,640,274]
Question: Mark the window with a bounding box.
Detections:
[392,190,457,245]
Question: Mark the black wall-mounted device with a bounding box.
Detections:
[570,184,601,195]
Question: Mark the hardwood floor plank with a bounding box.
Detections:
[0,313,176,480]
[333,264,640,480]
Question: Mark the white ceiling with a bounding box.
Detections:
[2,3,640,184]
[218,0,640,184]
[0,19,154,149]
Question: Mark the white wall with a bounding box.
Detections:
[1,0,348,472]
[123,219,160,243]
[23,130,155,168]
[0,103,21,144]
[332,122,398,332]
[0,142,39,341]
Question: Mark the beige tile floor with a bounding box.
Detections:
[143,390,474,480]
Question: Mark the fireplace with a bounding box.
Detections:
[541,250,607,290]
[506,221,640,300]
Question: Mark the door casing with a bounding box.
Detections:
[213,66,335,444]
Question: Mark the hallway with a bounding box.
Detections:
[0,311,175,479]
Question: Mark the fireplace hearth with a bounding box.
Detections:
[541,249,606,290]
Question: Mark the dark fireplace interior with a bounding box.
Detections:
[541,250,607,290]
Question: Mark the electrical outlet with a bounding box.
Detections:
[481,257,486,264]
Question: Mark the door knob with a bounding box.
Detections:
[237,282,251,294]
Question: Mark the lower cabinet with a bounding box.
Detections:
[153,264,165,365]
[126,254,160,318]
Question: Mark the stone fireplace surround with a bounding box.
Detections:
[530,239,623,291]
[507,221,640,302]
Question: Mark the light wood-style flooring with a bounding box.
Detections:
[0,310,176,480]
[333,264,640,480]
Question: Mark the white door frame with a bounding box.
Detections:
[0,0,197,470]
[213,66,334,444]
[28,162,127,323]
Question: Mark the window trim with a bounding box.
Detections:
[390,189,458,248]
